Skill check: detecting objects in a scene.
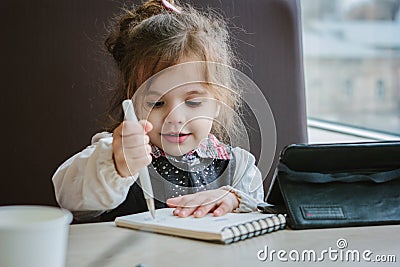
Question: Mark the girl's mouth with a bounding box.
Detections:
[161,133,191,143]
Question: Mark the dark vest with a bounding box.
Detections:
[98,154,236,222]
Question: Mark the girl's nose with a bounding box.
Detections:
[165,103,185,124]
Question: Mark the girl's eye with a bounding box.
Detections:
[185,100,202,107]
[146,101,164,108]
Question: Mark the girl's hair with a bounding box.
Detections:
[105,0,242,143]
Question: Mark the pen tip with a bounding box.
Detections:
[146,199,156,219]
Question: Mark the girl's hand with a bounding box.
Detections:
[112,120,153,177]
[166,189,239,218]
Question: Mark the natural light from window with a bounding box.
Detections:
[301,0,400,137]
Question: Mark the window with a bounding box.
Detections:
[301,0,400,136]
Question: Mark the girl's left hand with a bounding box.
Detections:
[166,189,239,218]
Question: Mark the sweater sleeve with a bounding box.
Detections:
[221,147,265,212]
[52,132,138,211]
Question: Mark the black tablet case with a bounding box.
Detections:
[276,141,400,229]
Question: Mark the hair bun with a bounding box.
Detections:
[106,0,176,66]
[136,0,178,20]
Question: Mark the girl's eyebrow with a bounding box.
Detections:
[185,89,208,96]
[146,90,161,96]
[146,88,208,97]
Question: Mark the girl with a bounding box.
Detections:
[52,0,264,222]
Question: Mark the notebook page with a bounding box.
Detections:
[115,208,277,234]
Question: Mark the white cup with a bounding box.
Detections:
[0,205,73,267]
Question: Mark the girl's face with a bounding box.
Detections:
[139,62,220,156]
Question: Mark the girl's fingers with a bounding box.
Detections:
[115,154,152,177]
[121,143,152,158]
[193,201,217,218]
[166,196,184,207]
[126,153,152,166]
[167,195,199,217]
[121,134,150,148]
[127,156,152,174]
[112,120,153,178]
[213,201,231,217]
[116,121,148,137]
[176,206,197,217]
[139,120,153,133]
[115,144,151,161]
[171,194,219,218]
[167,189,239,218]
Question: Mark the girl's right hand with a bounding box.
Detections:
[112,120,153,177]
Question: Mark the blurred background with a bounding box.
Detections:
[301,0,400,135]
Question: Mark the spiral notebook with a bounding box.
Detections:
[115,208,286,244]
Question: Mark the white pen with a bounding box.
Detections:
[122,99,156,219]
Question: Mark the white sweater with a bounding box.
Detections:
[52,132,265,213]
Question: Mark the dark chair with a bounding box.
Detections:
[1,0,307,206]
[1,0,119,206]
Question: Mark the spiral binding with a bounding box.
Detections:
[221,214,286,244]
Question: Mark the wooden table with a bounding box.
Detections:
[66,222,399,266]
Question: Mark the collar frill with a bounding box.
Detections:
[150,134,231,164]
